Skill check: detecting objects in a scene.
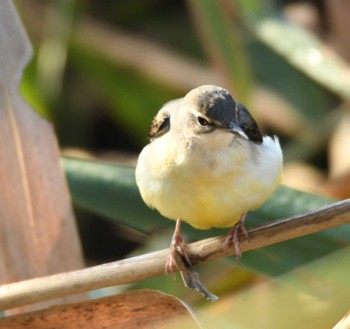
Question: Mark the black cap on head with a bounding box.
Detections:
[185,85,263,144]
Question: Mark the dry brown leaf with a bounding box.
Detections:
[329,109,350,179]
[325,0,350,62]
[0,0,84,313]
[322,170,350,199]
[283,161,350,199]
[284,2,322,36]
[0,290,200,329]
[251,87,304,135]
[282,162,326,195]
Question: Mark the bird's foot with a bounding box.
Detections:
[165,220,192,273]
[165,235,191,273]
[223,213,248,264]
[165,219,218,301]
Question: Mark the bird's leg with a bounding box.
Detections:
[165,219,192,273]
[223,213,248,263]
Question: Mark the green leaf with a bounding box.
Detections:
[255,19,350,99]
[235,0,350,100]
[62,157,349,276]
[62,156,165,232]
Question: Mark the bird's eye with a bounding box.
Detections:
[197,116,209,126]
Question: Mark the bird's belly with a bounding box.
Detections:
[147,168,270,230]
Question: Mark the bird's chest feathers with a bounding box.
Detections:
[163,135,250,190]
[153,138,253,228]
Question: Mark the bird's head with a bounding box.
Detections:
[148,85,263,148]
[181,85,262,145]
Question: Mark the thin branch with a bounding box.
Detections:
[1,199,350,310]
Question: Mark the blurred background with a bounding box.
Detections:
[13,0,350,327]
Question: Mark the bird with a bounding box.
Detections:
[135,85,283,273]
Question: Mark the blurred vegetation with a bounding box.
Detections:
[15,0,350,327]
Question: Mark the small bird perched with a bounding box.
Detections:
[136,85,283,272]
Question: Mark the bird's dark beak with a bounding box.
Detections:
[227,122,249,140]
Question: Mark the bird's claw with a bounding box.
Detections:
[165,229,192,273]
[223,216,249,264]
